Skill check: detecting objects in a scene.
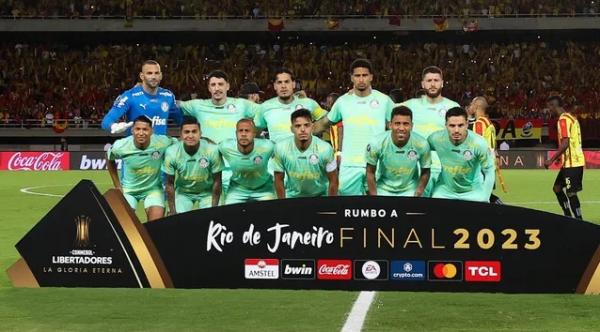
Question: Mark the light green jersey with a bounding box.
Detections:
[180,97,258,144]
[428,129,494,195]
[400,96,460,170]
[272,136,335,198]
[366,131,431,195]
[218,138,274,190]
[256,96,327,142]
[107,134,174,194]
[327,90,394,167]
[162,139,223,195]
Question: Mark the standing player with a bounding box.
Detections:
[428,107,495,202]
[470,96,504,204]
[544,96,585,219]
[101,60,182,135]
[366,106,431,197]
[178,70,259,192]
[238,82,263,104]
[219,119,275,204]
[401,66,460,196]
[255,68,327,143]
[314,58,394,195]
[163,116,223,215]
[273,109,338,198]
[106,116,174,221]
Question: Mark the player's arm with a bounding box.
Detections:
[480,149,496,199]
[274,172,285,199]
[313,116,331,136]
[327,170,338,197]
[314,99,340,135]
[366,164,377,196]
[106,151,122,192]
[211,172,222,207]
[168,94,183,126]
[544,137,569,169]
[102,94,133,134]
[415,168,430,197]
[416,141,432,197]
[165,174,177,216]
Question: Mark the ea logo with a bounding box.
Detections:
[361,261,381,280]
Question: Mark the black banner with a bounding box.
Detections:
[10,180,600,294]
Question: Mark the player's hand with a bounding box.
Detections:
[543,159,553,169]
[110,121,134,134]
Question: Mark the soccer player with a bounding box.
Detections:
[106,116,175,221]
[428,107,495,202]
[219,119,275,204]
[178,70,259,191]
[255,68,327,143]
[273,109,338,198]
[314,58,394,196]
[238,82,263,104]
[101,60,182,135]
[470,96,504,204]
[178,70,258,144]
[366,106,431,197]
[401,66,460,196]
[544,96,585,219]
[162,116,223,215]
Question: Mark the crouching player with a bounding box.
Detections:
[107,115,175,221]
[366,106,431,197]
[219,119,276,204]
[162,116,223,215]
[428,107,495,202]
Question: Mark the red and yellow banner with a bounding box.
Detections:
[492,119,543,141]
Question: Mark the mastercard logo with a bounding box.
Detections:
[433,263,457,278]
[428,261,463,281]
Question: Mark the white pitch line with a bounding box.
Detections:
[341,291,376,332]
[20,185,69,197]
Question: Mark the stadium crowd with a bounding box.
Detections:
[1,40,600,126]
[0,0,598,18]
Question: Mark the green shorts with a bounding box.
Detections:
[431,183,489,202]
[376,186,415,197]
[225,181,275,205]
[338,166,366,196]
[123,189,165,210]
[175,192,212,213]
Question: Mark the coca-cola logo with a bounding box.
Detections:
[317,260,352,280]
[1,152,70,171]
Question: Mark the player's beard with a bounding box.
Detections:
[426,88,441,99]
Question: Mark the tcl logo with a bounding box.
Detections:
[317,260,352,280]
[465,261,501,282]
[0,152,70,171]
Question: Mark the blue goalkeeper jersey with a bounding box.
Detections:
[101,84,182,135]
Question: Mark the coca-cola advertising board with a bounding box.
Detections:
[0,152,70,171]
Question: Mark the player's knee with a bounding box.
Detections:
[552,185,562,194]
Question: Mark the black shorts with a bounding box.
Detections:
[554,166,584,193]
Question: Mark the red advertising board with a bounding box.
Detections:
[0,152,70,171]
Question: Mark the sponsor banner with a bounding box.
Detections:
[281,259,315,280]
[390,260,426,281]
[465,261,502,282]
[14,180,600,293]
[317,260,352,280]
[244,259,279,280]
[493,119,543,141]
[497,150,546,169]
[70,151,121,170]
[354,260,388,281]
[546,150,600,169]
[0,151,70,171]
[428,261,463,282]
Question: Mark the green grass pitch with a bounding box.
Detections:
[1,170,600,331]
